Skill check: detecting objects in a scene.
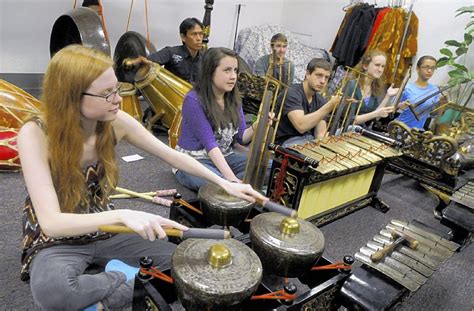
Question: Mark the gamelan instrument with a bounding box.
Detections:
[351,219,457,292]
[129,189,465,310]
[201,0,214,50]
[267,127,401,226]
[50,7,110,57]
[241,73,288,191]
[441,180,474,248]
[171,239,262,310]
[198,183,256,227]
[339,219,459,310]
[185,187,324,279]
[449,180,474,210]
[133,193,348,311]
[386,120,464,193]
[133,63,191,148]
[0,127,20,172]
[114,31,192,148]
[98,225,231,240]
[118,82,142,122]
[0,79,42,129]
[250,212,325,277]
[327,66,372,136]
[198,183,297,228]
[372,65,412,132]
[405,83,458,122]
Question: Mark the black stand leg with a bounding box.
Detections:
[372,197,389,213]
[434,198,449,220]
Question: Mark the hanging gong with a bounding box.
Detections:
[198,183,255,227]
[113,31,157,83]
[50,7,110,58]
[172,238,262,311]
[250,212,325,277]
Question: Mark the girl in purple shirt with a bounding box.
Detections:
[175,48,257,191]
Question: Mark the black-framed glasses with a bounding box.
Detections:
[82,87,121,103]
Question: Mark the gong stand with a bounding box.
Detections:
[165,194,352,310]
[131,242,351,311]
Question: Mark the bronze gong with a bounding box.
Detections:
[198,183,255,227]
[250,212,325,277]
[113,31,157,83]
[50,7,110,57]
[172,238,262,311]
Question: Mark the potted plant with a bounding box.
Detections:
[435,5,473,133]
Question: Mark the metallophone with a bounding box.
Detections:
[267,127,402,226]
[341,219,460,310]
[440,180,474,249]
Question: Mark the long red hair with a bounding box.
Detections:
[41,45,118,213]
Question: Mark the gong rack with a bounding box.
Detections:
[130,195,462,310]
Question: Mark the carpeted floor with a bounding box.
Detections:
[1,136,472,310]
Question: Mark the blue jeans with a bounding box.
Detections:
[175,151,248,192]
[281,134,315,147]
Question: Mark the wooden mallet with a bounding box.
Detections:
[99,225,231,239]
[370,230,418,262]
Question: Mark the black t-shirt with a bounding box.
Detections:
[275,83,327,144]
[148,45,202,83]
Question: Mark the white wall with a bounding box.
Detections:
[280,0,473,86]
[0,0,284,73]
[0,0,472,85]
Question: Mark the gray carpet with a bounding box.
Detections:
[1,138,473,310]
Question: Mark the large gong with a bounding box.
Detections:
[50,7,110,57]
[114,31,157,83]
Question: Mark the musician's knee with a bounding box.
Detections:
[30,264,76,310]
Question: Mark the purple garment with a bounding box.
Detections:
[177,90,246,155]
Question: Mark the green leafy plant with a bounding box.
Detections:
[437,5,473,107]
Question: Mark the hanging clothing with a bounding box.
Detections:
[366,7,391,48]
[331,4,379,67]
[331,5,419,85]
[367,8,418,86]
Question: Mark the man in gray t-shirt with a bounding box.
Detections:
[254,33,295,85]
[275,58,340,146]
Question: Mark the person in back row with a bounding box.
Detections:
[275,58,340,147]
[254,33,295,85]
[148,17,204,83]
[397,55,442,129]
[344,50,399,127]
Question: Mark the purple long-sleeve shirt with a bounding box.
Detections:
[176,90,246,159]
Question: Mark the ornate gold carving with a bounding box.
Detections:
[387,121,459,175]
[271,168,298,207]
[237,72,266,103]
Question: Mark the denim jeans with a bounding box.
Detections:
[29,234,176,310]
[281,134,315,147]
[175,151,248,192]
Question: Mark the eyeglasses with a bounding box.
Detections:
[420,65,437,71]
[83,87,121,103]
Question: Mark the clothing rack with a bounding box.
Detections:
[331,1,418,85]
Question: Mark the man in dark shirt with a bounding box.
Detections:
[276,58,340,146]
[148,17,204,83]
